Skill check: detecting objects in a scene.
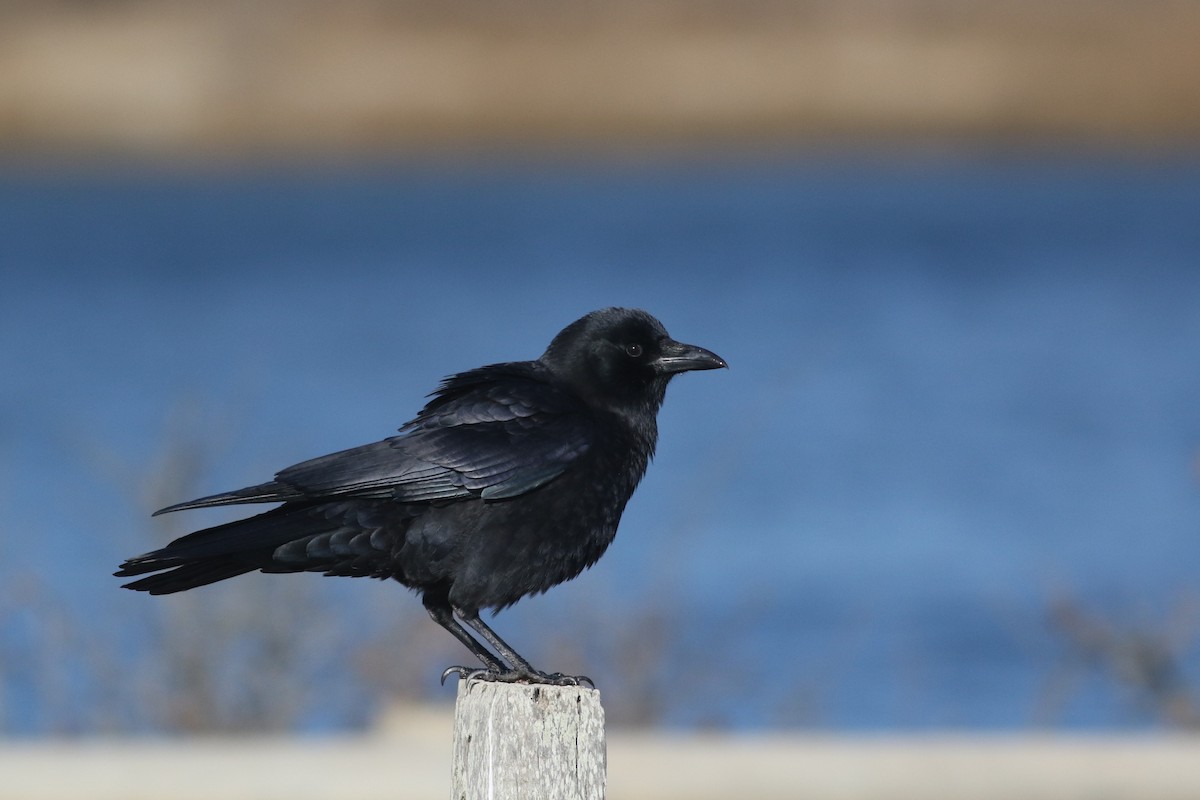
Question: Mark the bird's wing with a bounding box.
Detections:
[273,363,592,504]
[153,363,592,515]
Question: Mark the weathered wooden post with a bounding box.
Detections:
[450,679,606,800]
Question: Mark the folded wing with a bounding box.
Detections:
[155,363,593,515]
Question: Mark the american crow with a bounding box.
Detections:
[117,307,726,684]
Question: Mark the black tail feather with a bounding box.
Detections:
[117,504,347,593]
[119,559,260,594]
[152,480,304,516]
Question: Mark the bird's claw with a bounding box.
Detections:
[538,672,596,688]
[441,665,493,685]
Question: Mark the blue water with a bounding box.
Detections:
[2,152,1200,732]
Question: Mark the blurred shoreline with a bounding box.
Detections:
[3,702,1200,800]
[1,0,1198,160]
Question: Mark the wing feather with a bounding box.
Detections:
[273,363,591,504]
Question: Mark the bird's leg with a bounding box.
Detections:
[423,595,507,683]
[457,609,538,674]
[457,609,595,688]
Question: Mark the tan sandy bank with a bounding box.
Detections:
[2,704,1198,800]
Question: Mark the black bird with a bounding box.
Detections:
[117,307,726,684]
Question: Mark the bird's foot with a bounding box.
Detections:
[535,671,596,689]
[440,665,595,688]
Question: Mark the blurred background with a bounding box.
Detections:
[3,0,1200,793]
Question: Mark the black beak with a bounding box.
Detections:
[654,339,728,374]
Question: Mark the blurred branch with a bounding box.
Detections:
[1046,590,1200,729]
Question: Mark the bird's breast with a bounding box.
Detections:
[442,436,651,610]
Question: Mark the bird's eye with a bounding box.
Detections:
[625,343,643,358]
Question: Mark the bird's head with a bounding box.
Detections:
[541,308,727,416]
